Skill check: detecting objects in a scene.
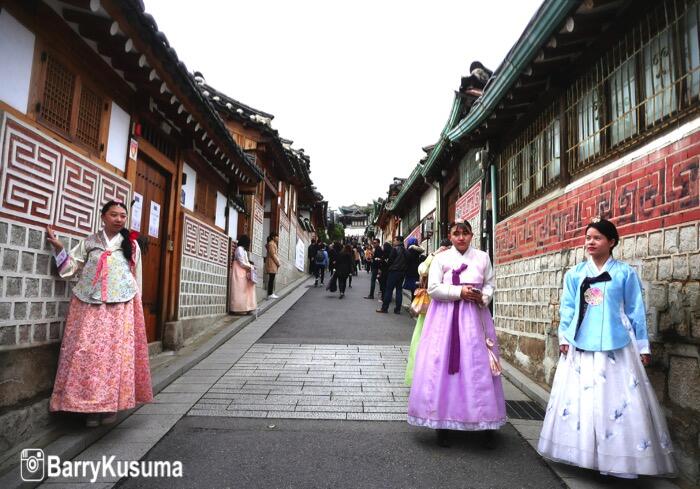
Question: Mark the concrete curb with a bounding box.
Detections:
[499,357,551,410]
[0,274,311,489]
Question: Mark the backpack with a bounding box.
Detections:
[315,249,325,264]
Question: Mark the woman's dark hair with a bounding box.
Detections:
[267,232,279,242]
[237,235,251,250]
[343,244,353,254]
[101,201,134,263]
[383,242,392,254]
[449,221,473,234]
[440,238,452,247]
[585,219,619,250]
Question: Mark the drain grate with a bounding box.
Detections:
[506,400,546,421]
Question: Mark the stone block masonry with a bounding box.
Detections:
[179,213,229,319]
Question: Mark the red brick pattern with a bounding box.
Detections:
[496,132,700,263]
[0,115,131,237]
[456,181,481,221]
[182,213,229,267]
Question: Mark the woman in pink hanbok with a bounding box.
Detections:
[407,221,506,447]
[46,200,153,427]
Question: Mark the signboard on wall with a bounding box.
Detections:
[252,201,264,256]
[295,238,305,271]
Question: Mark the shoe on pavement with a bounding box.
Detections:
[101,412,118,425]
[376,309,387,313]
[85,413,100,428]
[394,310,401,315]
[339,293,344,299]
[436,429,450,448]
[364,296,374,299]
[268,294,279,299]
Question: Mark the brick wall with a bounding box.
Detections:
[494,127,700,483]
[179,213,229,319]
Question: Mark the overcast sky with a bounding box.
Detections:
[143,0,543,209]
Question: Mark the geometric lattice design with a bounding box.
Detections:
[182,213,229,267]
[252,201,264,256]
[0,113,131,238]
[279,213,289,261]
[76,85,103,151]
[41,55,75,134]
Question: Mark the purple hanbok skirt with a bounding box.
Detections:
[407,299,506,430]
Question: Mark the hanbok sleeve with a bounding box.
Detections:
[558,270,577,346]
[623,267,650,354]
[427,255,462,301]
[53,239,87,279]
[480,255,495,306]
[133,243,143,294]
[235,247,252,270]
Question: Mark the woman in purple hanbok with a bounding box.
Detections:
[407,221,506,447]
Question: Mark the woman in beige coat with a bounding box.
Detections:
[265,233,281,299]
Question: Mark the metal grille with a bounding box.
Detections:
[41,55,75,133]
[498,103,561,216]
[76,85,103,150]
[566,0,700,176]
[459,148,482,194]
[506,400,545,421]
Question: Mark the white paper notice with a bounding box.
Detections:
[130,193,143,231]
[148,201,161,238]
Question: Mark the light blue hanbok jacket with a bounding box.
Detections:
[559,258,650,353]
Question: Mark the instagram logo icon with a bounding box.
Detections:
[20,448,45,482]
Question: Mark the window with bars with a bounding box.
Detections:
[38,52,106,153]
[565,0,700,176]
[458,148,482,194]
[498,105,561,215]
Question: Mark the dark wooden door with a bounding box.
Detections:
[445,186,458,235]
[134,155,169,342]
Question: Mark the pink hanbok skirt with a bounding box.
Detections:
[407,299,506,430]
[229,260,257,312]
[50,295,153,413]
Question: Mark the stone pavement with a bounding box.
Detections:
[28,271,681,489]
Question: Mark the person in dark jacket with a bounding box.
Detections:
[403,236,425,299]
[308,239,318,276]
[377,236,407,314]
[378,242,392,301]
[334,244,354,298]
[328,242,340,276]
[365,239,383,300]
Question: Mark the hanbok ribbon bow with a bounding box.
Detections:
[575,271,612,336]
[92,250,112,301]
[448,263,469,375]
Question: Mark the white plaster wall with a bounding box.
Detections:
[0,11,35,113]
[106,103,129,171]
[215,191,226,229]
[420,186,437,221]
[227,206,238,240]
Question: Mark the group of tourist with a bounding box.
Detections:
[43,198,676,480]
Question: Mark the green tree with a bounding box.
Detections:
[327,223,345,242]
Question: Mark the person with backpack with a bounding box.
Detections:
[313,243,328,287]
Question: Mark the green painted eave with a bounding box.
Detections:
[419,94,465,179]
[387,164,423,212]
[422,0,576,177]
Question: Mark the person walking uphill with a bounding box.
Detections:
[314,243,329,287]
[537,218,676,479]
[403,236,425,299]
[46,200,153,427]
[407,221,506,448]
[377,236,407,314]
[265,233,281,299]
[229,235,257,314]
[365,239,383,300]
[333,244,354,299]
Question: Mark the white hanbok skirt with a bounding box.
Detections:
[537,328,676,477]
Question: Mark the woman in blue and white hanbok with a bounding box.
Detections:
[538,219,676,479]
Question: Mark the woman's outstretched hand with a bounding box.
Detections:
[640,354,651,366]
[559,345,569,356]
[45,226,63,251]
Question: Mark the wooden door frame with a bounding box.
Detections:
[126,137,177,339]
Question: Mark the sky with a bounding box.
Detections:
[143,0,544,209]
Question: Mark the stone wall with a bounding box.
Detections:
[493,125,700,483]
[178,213,229,319]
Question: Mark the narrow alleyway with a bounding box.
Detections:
[37,274,679,489]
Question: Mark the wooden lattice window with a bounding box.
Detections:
[76,85,103,150]
[41,55,75,133]
[38,51,107,153]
